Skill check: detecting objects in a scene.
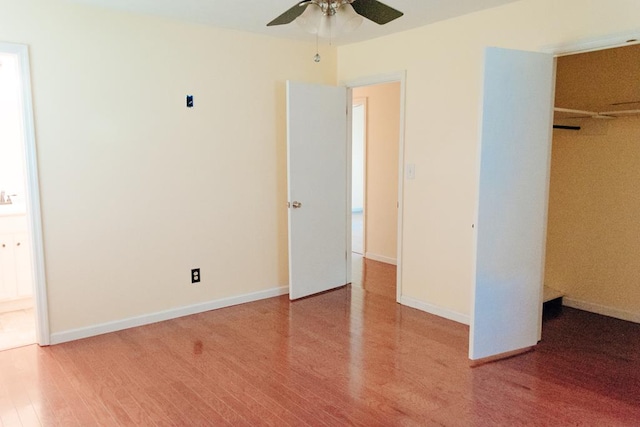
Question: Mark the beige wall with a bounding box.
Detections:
[338,0,640,319]
[546,117,640,315]
[0,0,336,334]
[353,83,400,263]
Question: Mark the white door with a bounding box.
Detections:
[470,47,554,361]
[287,81,348,300]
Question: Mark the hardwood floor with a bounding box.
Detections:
[356,256,396,300]
[1,261,639,426]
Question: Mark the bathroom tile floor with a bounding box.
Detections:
[0,308,36,351]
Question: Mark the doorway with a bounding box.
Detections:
[0,49,35,350]
[286,78,404,302]
[544,42,640,325]
[0,42,48,349]
[470,37,640,362]
[349,79,403,300]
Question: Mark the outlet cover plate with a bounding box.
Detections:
[191,268,200,283]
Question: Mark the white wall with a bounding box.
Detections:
[338,0,640,319]
[0,0,336,334]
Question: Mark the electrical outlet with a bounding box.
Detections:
[191,268,200,284]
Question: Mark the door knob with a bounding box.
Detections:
[292,201,302,209]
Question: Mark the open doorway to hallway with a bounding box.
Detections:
[350,81,401,299]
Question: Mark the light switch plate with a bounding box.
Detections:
[406,164,416,180]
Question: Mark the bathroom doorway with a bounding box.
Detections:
[0,43,48,350]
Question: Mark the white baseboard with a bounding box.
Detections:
[400,296,470,325]
[50,286,289,345]
[563,297,640,324]
[365,252,397,265]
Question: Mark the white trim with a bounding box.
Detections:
[343,71,406,88]
[346,90,353,285]
[364,252,396,266]
[0,42,50,346]
[541,30,640,56]
[563,297,640,325]
[400,296,470,326]
[345,71,407,305]
[50,286,289,345]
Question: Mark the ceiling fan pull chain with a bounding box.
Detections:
[314,33,321,62]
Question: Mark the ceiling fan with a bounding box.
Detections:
[267,0,404,31]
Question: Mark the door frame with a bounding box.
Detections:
[1,42,50,345]
[344,71,407,303]
[542,30,640,57]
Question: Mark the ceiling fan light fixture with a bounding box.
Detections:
[295,1,364,39]
[318,14,338,39]
[295,3,323,34]
[268,0,403,35]
[336,4,363,33]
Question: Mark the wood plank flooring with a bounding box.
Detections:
[1,259,639,426]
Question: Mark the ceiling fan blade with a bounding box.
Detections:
[351,0,403,25]
[267,1,310,26]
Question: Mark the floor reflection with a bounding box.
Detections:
[351,253,396,299]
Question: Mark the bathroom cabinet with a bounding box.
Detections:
[0,214,33,311]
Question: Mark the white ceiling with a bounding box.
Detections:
[67,0,521,45]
